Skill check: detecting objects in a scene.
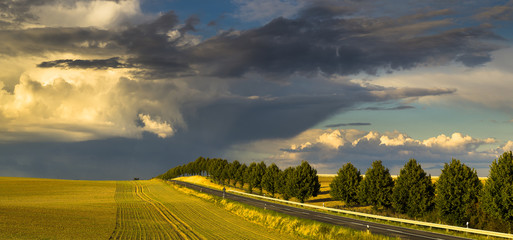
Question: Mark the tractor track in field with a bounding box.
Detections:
[109,181,204,240]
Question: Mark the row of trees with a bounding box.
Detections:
[160,152,513,232]
[159,157,321,203]
[330,152,513,231]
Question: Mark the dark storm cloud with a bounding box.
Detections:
[184,95,354,144]
[111,11,197,77]
[37,57,128,69]
[0,27,117,56]
[361,105,415,111]
[177,77,452,145]
[325,123,371,128]
[180,15,200,33]
[0,0,48,28]
[13,3,504,79]
[185,5,503,79]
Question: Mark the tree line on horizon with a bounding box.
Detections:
[158,157,321,203]
[158,151,513,233]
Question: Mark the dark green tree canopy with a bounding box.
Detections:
[392,159,435,217]
[358,160,394,209]
[229,160,242,186]
[481,151,513,222]
[330,162,361,205]
[236,163,247,188]
[279,166,295,200]
[252,161,267,193]
[262,163,281,197]
[435,158,482,225]
[245,162,257,193]
[290,161,320,203]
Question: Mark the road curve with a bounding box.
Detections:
[171,180,472,240]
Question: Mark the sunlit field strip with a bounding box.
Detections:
[109,181,199,239]
[142,179,297,240]
[109,180,293,240]
[134,182,202,239]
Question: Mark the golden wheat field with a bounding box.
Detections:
[0,177,298,240]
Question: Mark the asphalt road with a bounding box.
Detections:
[171,180,473,240]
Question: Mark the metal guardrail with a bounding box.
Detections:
[228,189,513,239]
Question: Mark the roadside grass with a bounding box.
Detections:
[176,175,503,240]
[167,179,399,240]
[0,177,117,240]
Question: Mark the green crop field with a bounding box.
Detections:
[0,177,297,240]
[111,180,294,240]
[0,177,117,240]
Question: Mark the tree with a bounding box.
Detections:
[250,161,267,194]
[435,158,482,225]
[236,164,247,188]
[358,160,394,209]
[392,159,435,217]
[290,161,321,203]
[217,159,229,184]
[481,151,513,223]
[245,163,257,193]
[279,166,295,200]
[330,162,361,205]
[229,160,242,186]
[262,163,281,197]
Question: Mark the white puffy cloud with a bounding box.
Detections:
[138,114,173,138]
[280,129,495,154]
[501,140,513,152]
[422,132,495,153]
[317,130,346,149]
[379,131,420,146]
[226,128,502,176]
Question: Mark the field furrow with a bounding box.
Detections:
[134,182,203,239]
[110,181,192,240]
[143,180,297,240]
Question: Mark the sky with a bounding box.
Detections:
[1,0,513,179]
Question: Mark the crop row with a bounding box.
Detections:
[145,180,292,240]
[109,181,202,240]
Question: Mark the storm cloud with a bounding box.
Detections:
[37,57,128,69]
[24,3,503,79]
[0,0,511,179]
